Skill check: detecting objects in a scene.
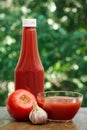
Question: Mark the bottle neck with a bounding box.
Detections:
[18,26,42,70]
[22,26,39,57]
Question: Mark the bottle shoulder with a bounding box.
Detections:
[15,60,44,72]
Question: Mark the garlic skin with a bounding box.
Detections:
[29,102,48,124]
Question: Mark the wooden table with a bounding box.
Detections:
[0,107,87,130]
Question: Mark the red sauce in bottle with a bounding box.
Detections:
[14,19,44,97]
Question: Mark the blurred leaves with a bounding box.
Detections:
[0,0,87,106]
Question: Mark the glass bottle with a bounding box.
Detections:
[14,19,44,97]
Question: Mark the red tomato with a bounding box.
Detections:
[6,89,36,121]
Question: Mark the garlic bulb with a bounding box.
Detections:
[29,102,48,124]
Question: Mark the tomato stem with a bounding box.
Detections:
[20,95,29,103]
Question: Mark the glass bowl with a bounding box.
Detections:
[37,91,83,122]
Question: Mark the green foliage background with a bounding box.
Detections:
[0,0,87,106]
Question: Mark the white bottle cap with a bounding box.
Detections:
[22,18,36,27]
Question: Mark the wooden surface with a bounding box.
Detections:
[0,107,87,130]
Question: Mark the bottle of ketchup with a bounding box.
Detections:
[14,19,44,97]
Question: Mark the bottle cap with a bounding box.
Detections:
[22,18,36,27]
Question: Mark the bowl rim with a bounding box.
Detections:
[37,91,83,98]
